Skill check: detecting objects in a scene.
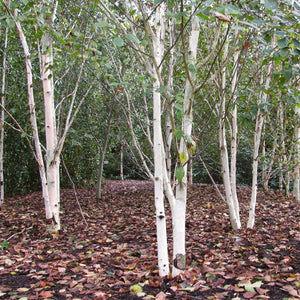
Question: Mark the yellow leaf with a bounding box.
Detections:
[179,152,187,164]
[187,141,196,155]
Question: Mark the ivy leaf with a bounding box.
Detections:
[175,166,185,182]
[179,152,187,164]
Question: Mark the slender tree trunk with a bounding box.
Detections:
[11,8,51,218]
[189,158,193,185]
[40,1,60,232]
[294,101,300,201]
[230,49,240,228]
[96,115,113,198]
[219,38,240,231]
[0,10,9,205]
[152,3,169,277]
[165,13,176,180]
[172,8,199,277]
[247,55,273,228]
[120,138,124,181]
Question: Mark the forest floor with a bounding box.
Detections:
[0,180,300,300]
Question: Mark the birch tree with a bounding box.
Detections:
[2,0,96,232]
[247,39,274,229]
[293,94,300,201]
[172,6,200,276]
[0,3,9,205]
[218,31,241,231]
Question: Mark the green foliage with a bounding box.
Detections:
[1,0,299,195]
[175,166,185,183]
[1,241,11,250]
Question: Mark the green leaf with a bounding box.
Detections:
[174,129,184,139]
[225,4,240,15]
[155,85,170,93]
[175,166,185,182]
[280,48,289,57]
[277,37,289,49]
[264,0,278,11]
[185,134,194,144]
[50,30,66,45]
[179,152,187,164]
[1,241,11,250]
[125,34,140,44]
[130,284,144,296]
[284,70,293,80]
[188,64,196,73]
[292,38,300,50]
[113,37,124,47]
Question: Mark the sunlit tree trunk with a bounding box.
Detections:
[0,8,9,205]
[152,2,169,277]
[172,7,199,277]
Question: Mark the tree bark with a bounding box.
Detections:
[0,8,9,205]
[247,50,273,228]
[172,7,200,277]
[96,113,113,198]
[293,102,300,201]
[40,1,60,232]
[218,36,241,231]
[152,2,169,277]
[10,8,51,220]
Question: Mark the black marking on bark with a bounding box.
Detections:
[173,253,186,270]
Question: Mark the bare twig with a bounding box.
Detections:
[6,226,33,241]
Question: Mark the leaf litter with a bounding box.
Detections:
[0,180,299,299]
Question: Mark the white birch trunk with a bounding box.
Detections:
[172,10,200,277]
[12,9,51,216]
[165,15,176,180]
[40,2,60,232]
[219,40,240,231]
[152,3,169,277]
[230,50,240,228]
[120,139,124,181]
[0,13,9,205]
[247,57,273,228]
[294,102,300,201]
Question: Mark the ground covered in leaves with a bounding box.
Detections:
[0,180,300,299]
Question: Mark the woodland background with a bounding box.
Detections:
[0,0,299,197]
[0,0,300,297]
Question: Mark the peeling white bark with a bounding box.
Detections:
[152,3,169,277]
[172,8,200,277]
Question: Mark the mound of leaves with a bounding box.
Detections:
[0,180,299,299]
